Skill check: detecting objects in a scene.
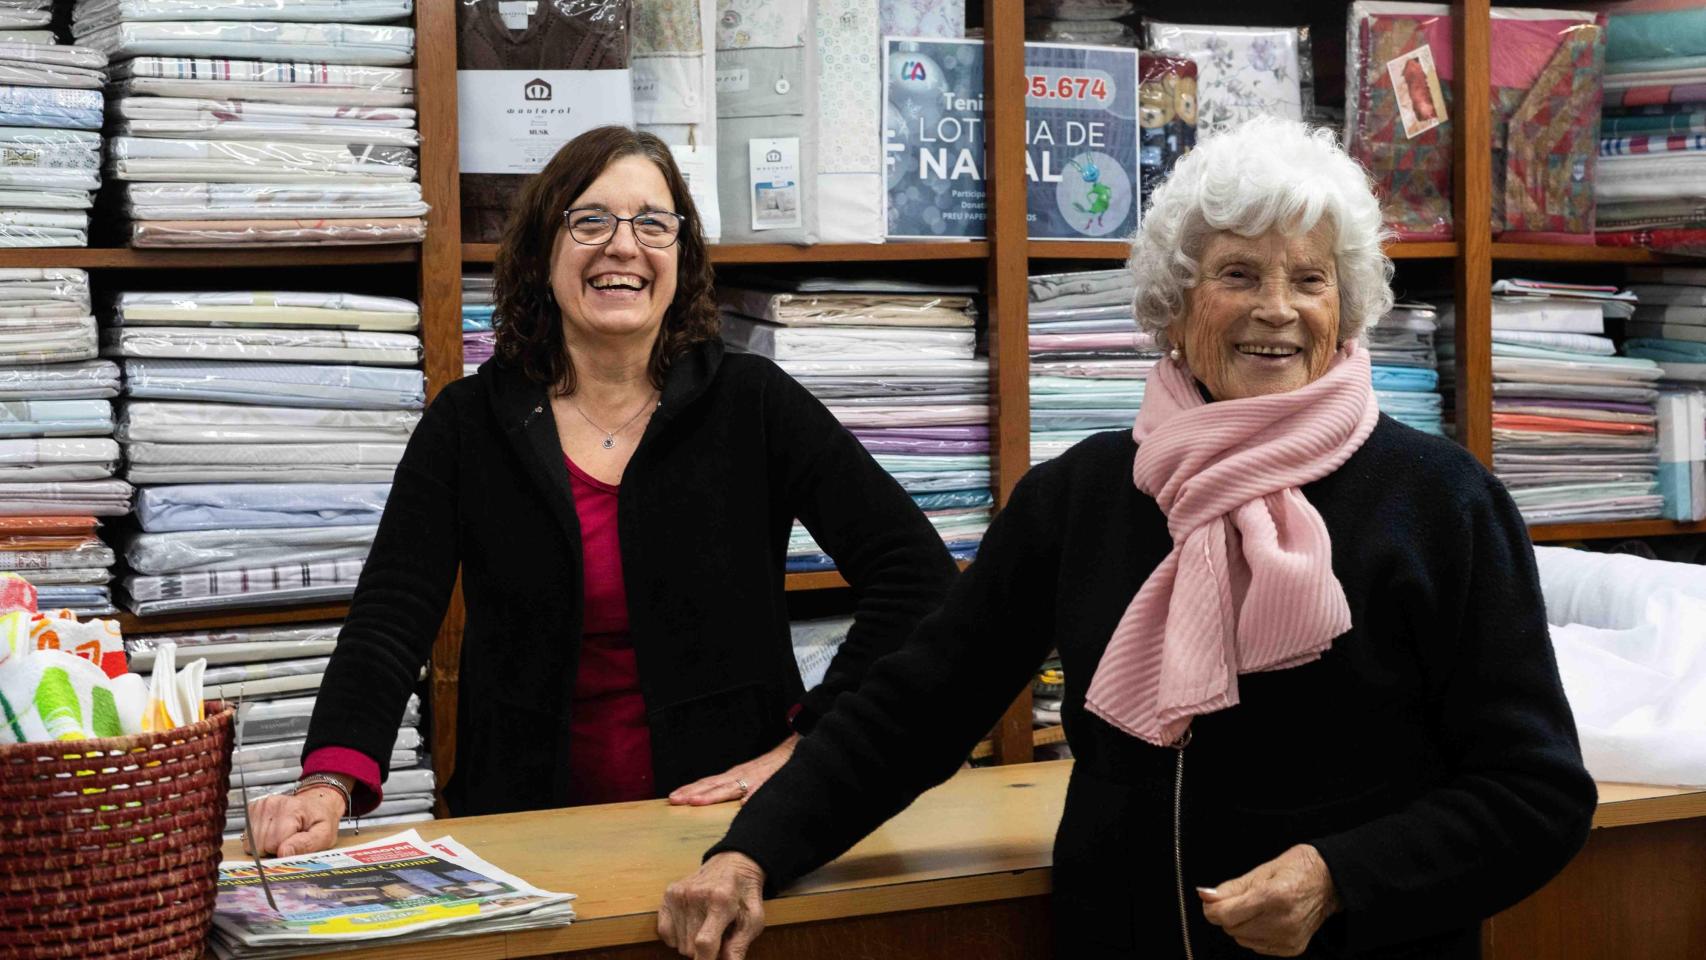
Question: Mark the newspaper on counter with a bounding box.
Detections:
[210,830,575,958]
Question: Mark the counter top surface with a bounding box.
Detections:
[218,763,1706,958]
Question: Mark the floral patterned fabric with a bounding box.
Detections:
[1143,21,1303,141]
[879,0,962,40]
[1347,3,1454,240]
[1493,18,1603,239]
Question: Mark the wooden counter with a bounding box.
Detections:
[221,765,1706,959]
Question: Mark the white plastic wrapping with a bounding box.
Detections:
[124,524,377,574]
[21,567,111,586]
[721,315,975,361]
[134,481,389,532]
[0,479,133,516]
[103,327,422,365]
[225,727,418,768]
[126,463,399,484]
[111,58,416,107]
[0,86,103,131]
[129,217,427,247]
[117,402,419,442]
[122,358,423,409]
[75,21,417,67]
[124,439,405,465]
[122,181,427,220]
[122,556,365,615]
[0,49,108,90]
[126,620,341,668]
[0,436,120,466]
[112,96,416,126]
[111,290,420,331]
[0,398,113,437]
[0,267,91,306]
[0,540,115,570]
[0,126,103,190]
[114,117,419,146]
[107,136,418,181]
[2,315,99,364]
[236,692,420,744]
[72,0,414,31]
[0,359,117,400]
[718,289,976,327]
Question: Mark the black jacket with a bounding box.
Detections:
[304,340,958,816]
[711,417,1597,959]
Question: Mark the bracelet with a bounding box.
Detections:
[294,773,355,822]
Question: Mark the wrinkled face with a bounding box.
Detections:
[1174,76,1198,125]
[550,154,680,352]
[1176,225,1341,401]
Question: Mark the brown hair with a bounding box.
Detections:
[491,126,719,393]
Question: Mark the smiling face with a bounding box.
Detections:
[550,154,680,353]
[1176,224,1341,401]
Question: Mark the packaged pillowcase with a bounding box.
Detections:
[1143,21,1305,141]
[455,0,633,244]
[1347,2,1454,240]
[1139,52,1197,215]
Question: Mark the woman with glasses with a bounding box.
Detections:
[243,126,958,857]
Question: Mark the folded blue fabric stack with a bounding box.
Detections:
[1623,266,1706,386]
[1027,268,1151,466]
[1368,302,1445,436]
[1596,6,1706,246]
[717,278,991,572]
[106,289,425,616]
[0,21,108,247]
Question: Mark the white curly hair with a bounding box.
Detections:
[1128,116,1395,350]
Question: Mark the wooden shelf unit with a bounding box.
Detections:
[1529,519,1706,543]
[41,0,1693,795]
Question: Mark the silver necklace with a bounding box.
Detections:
[570,393,657,449]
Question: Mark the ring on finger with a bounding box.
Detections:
[735,778,750,797]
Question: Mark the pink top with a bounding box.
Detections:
[303,454,656,813]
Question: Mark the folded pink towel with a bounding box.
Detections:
[1085,342,1379,745]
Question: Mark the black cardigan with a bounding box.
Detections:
[710,416,1597,959]
[303,340,958,816]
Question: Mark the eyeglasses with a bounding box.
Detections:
[562,208,686,248]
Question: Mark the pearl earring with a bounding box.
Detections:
[1168,347,1182,362]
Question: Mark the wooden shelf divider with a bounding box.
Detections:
[117,603,353,637]
[1490,242,1673,264]
[1529,519,1706,543]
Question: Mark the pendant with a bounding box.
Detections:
[602,435,615,449]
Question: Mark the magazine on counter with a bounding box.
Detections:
[210,830,575,958]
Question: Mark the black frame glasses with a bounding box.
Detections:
[561,208,687,248]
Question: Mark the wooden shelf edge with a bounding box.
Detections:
[116,602,351,636]
[1027,240,1131,260]
[463,241,993,265]
[1386,241,1459,259]
[0,246,421,269]
[970,724,1064,761]
[1593,784,1706,829]
[786,558,972,593]
[1528,519,1706,543]
[1491,242,1671,264]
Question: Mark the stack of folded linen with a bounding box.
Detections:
[0,38,108,247]
[1596,6,1706,254]
[0,1,50,36]
[74,0,425,247]
[124,622,434,838]
[463,272,493,378]
[719,279,991,569]
[1027,269,1150,465]
[1622,265,1706,387]
[1442,280,1665,524]
[1368,302,1445,436]
[1026,0,1138,46]
[0,269,126,613]
[105,289,422,616]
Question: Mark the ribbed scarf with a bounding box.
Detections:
[1084,342,1379,746]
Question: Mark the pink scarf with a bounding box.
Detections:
[1084,342,1379,746]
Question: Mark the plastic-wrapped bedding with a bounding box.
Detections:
[0,53,107,91]
[122,182,427,221]
[112,96,414,125]
[106,136,418,181]
[134,481,388,532]
[0,479,133,516]
[720,316,976,361]
[125,439,403,466]
[126,621,343,669]
[75,22,417,67]
[117,402,419,443]
[0,540,115,570]
[103,327,422,365]
[123,556,365,615]
[129,217,427,247]
[111,290,420,332]
[72,0,414,30]
[717,289,977,327]
[113,117,420,146]
[0,316,98,364]
[235,692,419,744]
[0,436,120,468]
[0,360,119,400]
[0,399,112,437]
[0,189,93,211]
[128,463,399,485]
[111,57,414,106]
[24,567,111,586]
[124,523,377,575]
[122,359,424,408]
[0,86,104,130]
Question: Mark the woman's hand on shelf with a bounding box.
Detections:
[667,733,800,807]
[658,851,767,960]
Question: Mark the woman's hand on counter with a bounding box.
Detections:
[242,784,347,857]
[668,733,801,806]
[659,851,767,960]
[1199,843,1341,957]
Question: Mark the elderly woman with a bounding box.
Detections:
[661,118,1596,959]
[243,126,957,857]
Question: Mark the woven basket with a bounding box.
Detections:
[0,702,234,959]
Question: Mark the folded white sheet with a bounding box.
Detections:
[113,290,420,331]
[107,135,418,180]
[76,21,416,67]
[125,523,377,574]
[73,0,413,30]
[122,358,423,408]
[0,360,119,400]
[103,327,422,365]
[117,401,419,442]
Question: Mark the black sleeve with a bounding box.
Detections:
[760,364,959,731]
[302,385,464,782]
[1309,475,1597,954]
[705,463,1063,893]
